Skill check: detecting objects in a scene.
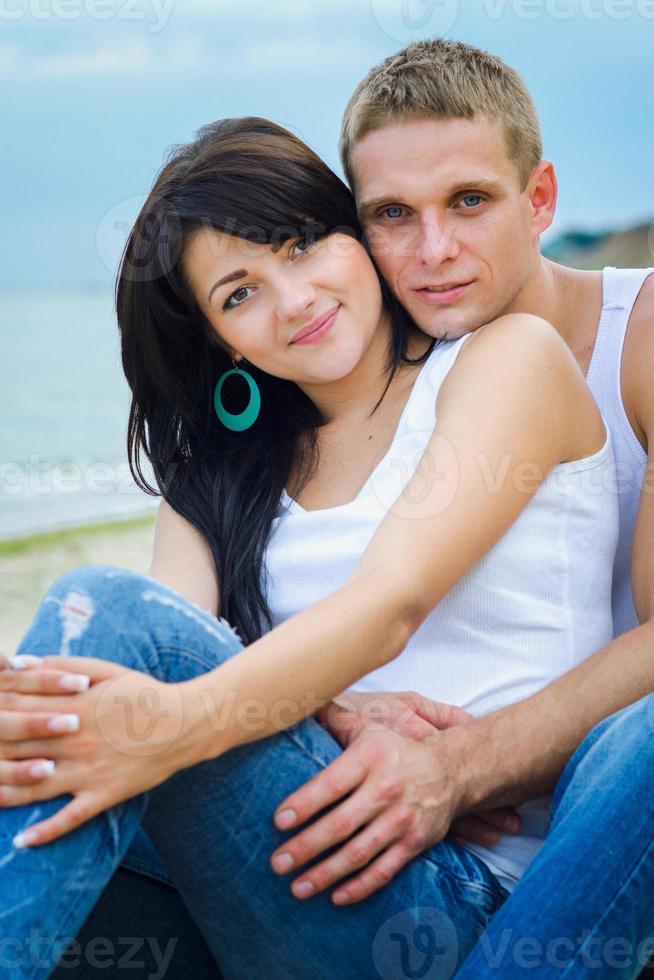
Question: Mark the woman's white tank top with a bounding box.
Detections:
[264,332,618,891]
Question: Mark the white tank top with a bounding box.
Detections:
[264,332,618,890]
[586,267,653,637]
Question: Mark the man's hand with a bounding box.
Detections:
[315,690,521,854]
[270,720,518,905]
[316,689,471,748]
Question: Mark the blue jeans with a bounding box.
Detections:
[0,565,507,979]
[1,565,653,978]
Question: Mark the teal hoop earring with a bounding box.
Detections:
[213,359,261,432]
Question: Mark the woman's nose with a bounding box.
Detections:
[273,274,317,322]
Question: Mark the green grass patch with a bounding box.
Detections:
[0,513,156,558]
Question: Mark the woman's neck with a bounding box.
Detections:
[299,311,432,428]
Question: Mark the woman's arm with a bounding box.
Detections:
[183,312,605,762]
[149,499,220,616]
[3,312,602,847]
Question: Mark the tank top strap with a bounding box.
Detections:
[588,267,654,387]
[398,333,471,437]
[601,265,654,312]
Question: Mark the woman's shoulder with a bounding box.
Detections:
[458,312,568,361]
[445,313,584,400]
[437,313,604,465]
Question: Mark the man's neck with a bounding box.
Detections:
[504,257,604,373]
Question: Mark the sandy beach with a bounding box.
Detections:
[1,514,156,659]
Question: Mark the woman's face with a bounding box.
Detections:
[183,228,385,385]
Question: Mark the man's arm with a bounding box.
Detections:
[268,283,654,903]
[451,273,654,813]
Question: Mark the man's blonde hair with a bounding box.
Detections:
[340,38,542,191]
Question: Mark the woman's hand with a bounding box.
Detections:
[0,653,94,791]
[315,690,521,853]
[0,655,197,847]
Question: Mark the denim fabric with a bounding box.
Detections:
[1,565,507,980]
[456,692,654,979]
[49,867,221,980]
[3,565,653,978]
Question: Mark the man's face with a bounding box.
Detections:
[351,116,544,340]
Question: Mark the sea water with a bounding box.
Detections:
[1,288,159,539]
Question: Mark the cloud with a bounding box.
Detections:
[0,38,158,76]
[225,36,376,72]
[0,33,375,78]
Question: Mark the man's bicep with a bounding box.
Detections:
[149,499,221,616]
[631,458,654,623]
[628,274,654,623]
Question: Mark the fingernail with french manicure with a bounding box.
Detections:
[58,674,90,692]
[13,829,39,849]
[10,655,42,670]
[28,760,56,779]
[47,714,80,733]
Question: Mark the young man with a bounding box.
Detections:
[269,38,654,974]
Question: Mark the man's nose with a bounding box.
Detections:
[415,214,460,266]
[273,272,317,322]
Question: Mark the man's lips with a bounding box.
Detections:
[413,281,474,303]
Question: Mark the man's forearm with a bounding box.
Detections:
[440,618,654,814]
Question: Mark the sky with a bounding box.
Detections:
[1,0,653,289]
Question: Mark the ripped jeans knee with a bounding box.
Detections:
[16,564,246,684]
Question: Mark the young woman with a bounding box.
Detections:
[0,117,617,978]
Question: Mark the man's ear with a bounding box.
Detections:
[527,160,557,237]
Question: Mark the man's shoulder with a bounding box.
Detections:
[623,270,654,443]
[629,269,654,326]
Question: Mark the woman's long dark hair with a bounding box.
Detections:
[116,116,436,644]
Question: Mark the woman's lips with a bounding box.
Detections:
[291,306,340,345]
[414,282,473,304]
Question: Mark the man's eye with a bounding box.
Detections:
[381,206,404,219]
[461,195,483,208]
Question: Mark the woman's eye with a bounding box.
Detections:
[461,194,483,208]
[381,206,404,219]
[223,285,253,310]
[291,237,318,258]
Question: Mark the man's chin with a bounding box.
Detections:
[409,311,482,343]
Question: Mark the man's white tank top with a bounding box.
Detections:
[586,267,653,637]
[264,331,618,891]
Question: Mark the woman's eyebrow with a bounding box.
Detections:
[208,269,247,304]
